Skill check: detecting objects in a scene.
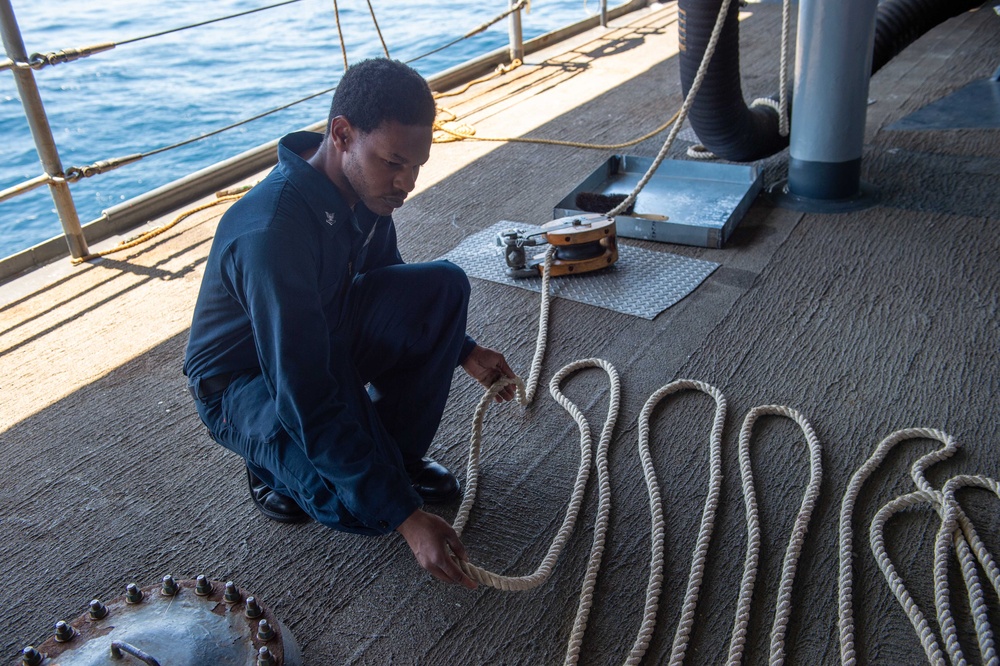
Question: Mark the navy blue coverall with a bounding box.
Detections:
[184,131,476,535]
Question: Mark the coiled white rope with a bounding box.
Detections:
[838,428,958,666]
[749,0,792,137]
[455,242,829,665]
[936,476,1000,666]
[643,379,727,666]
[839,429,1000,666]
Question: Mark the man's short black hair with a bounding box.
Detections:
[328,58,436,134]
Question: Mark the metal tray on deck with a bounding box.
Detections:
[554,155,763,248]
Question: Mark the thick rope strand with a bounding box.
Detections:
[869,491,949,666]
[837,428,958,666]
[606,0,735,219]
[725,405,823,666]
[935,476,1000,666]
[634,380,727,666]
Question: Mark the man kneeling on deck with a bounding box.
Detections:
[183,58,516,589]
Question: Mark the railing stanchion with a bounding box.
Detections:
[0,0,88,260]
[600,0,608,27]
[508,0,524,62]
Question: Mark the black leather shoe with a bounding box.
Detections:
[406,457,461,504]
[246,467,310,524]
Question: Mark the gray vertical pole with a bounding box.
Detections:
[0,0,88,259]
[600,0,608,28]
[787,0,879,201]
[508,0,524,62]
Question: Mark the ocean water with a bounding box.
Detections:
[0,0,620,259]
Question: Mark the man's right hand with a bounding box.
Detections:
[397,509,477,589]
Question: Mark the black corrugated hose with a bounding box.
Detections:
[677,0,986,162]
[872,0,985,74]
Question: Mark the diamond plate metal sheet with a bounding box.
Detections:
[439,221,719,320]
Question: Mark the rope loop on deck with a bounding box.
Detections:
[838,428,958,666]
[839,428,1000,666]
[726,405,823,666]
[643,380,727,666]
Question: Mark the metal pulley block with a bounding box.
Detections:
[19,576,302,666]
[497,213,618,279]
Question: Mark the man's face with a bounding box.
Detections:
[340,120,432,216]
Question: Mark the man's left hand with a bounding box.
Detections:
[462,345,517,402]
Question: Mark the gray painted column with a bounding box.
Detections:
[788,0,879,201]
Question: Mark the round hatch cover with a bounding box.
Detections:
[20,576,302,666]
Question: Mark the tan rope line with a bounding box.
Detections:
[433,110,680,150]
[432,59,523,100]
[70,193,243,265]
[332,0,349,72]
[365,0,391,59]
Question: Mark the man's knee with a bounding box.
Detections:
[427,260,470,307]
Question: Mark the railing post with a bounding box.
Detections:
[508,0,524,62]
[0,0,88,259]
[600,0,608,28]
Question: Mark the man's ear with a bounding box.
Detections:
[329,116,353,151]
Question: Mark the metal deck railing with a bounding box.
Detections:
[0,0,642,283]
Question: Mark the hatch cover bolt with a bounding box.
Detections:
[160,575,179,596]
[20,646,43,665]
[54,620,76,642]
[125,583,143,604]
[256,618,275,641]
[256,646,276,666]
[245,596,263,618]
[195,575,213,596]
[224,581,241,604]
[88,599,109,620]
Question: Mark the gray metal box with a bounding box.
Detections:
[554,155,763,248]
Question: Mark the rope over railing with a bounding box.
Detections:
[406,0,530,64]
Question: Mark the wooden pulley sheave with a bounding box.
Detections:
[498,213,618,278]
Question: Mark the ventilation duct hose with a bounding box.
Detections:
[872,0,986,74]
[677,0,787,162]
[678,0,985,163]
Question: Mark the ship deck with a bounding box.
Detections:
[2,3,999,663]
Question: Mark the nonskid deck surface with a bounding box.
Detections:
[2,4,998,664]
